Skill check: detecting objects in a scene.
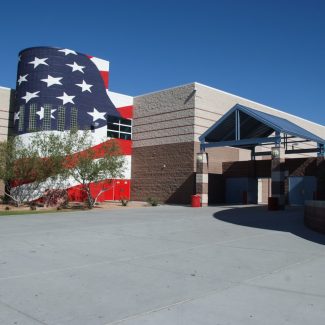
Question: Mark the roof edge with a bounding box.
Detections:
[134,82,195,98]
[0,86,13,91]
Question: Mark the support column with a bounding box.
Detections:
[196,152,208,207]
[318,144,324,157]
[270,146,285,210]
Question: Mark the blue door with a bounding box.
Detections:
[226,178,257,204]
[288,176,316,205]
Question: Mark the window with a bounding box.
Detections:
[107,116,132,140]
[120,133,131,140]
[107,130,119,139]
[42,104,51,130]
[28,104,37,131]
[57,106,65,131]
[70,107,78,130]
[108,123,119,131]
[18,105,24,131]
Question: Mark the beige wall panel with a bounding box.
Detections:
[0,119,9,127]
[194,83,325,138]
[194,115,223,128]
[0,87,14,142]
[238,149,252,161]
[194,125,216,137]
[0,110,12,119]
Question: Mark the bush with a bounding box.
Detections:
[147,197,158,206]
[44,189,69,208]
[30,202,37,210]
[120,196,129,206]
[1,194,10,205]
[120,199,129,207]
[5,206,10,211]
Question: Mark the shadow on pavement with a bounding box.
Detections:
[213,205,325,245]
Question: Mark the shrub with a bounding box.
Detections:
[5,206,10,211]
[147,197,158,206]
[30,202,37,210]
[120,196,129,206]
[44,189,69,208]
[120,199,129,207]
[1,194,10,205]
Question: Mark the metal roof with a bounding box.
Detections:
[199,104,325,148]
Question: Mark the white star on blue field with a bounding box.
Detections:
[14,47,118,133]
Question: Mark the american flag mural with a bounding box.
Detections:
[13,46,133,202]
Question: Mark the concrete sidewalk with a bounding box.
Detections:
[0,205,324,324]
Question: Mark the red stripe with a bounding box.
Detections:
[87,56,109,88]
[67,179,131,202]
[90,139,132,157]
[65,139,131,168]
[117,106,133,119]
[100,71,109,89]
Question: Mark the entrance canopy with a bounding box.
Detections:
[199,104,325,155]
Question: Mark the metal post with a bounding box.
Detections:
[235,110,240,140]
[270,134,285,210]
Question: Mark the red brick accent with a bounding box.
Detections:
[131,142,196,204]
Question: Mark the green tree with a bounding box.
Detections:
[62,131,125,208]
[0,131,125,208]
[0,134,67,206]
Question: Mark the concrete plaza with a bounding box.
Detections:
[0,205,324,324]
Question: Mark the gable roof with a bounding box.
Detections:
[199,104,325,147]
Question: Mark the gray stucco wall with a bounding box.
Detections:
[133,84,196,147]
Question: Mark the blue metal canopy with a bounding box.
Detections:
[199,104,325,151]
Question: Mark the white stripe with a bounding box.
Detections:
[90,57,109,71]
[107,91,133,108]
[17,126,113,153]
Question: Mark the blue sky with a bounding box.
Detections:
[1,0,324,124]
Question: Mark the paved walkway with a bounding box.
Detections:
[0,205,324,324]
